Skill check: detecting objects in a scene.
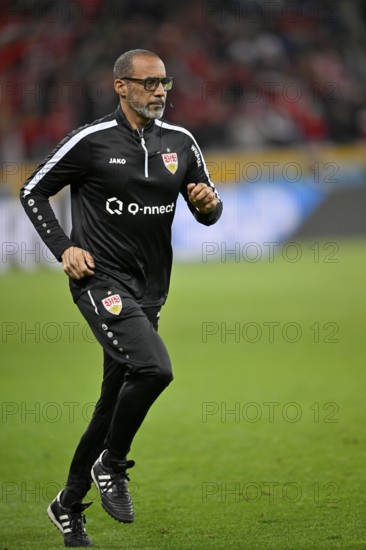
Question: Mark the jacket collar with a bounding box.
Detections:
[115,104,155,135]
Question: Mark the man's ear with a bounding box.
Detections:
[114,79,127,98]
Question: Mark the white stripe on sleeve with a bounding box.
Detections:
[23,120,118,197]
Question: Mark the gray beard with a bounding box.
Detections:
[132,103,165,120]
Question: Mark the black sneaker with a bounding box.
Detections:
[47,491,93,547]
[91,450,135,523]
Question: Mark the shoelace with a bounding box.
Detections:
[103,460,135,495]
[67,501,92,537]
[69,512,88,536]
[103,470,129,495]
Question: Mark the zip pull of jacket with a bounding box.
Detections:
[138,129,149,178]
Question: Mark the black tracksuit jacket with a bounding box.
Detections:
[20,105,223,306]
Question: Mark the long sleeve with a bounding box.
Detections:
[20,129,89,261]
[180,136,223,226]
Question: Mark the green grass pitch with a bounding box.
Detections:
[1,238,366,549]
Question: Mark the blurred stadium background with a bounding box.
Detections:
[1,0,366,266]
[1,1,366,549]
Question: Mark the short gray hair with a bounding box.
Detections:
[113,49,160,80]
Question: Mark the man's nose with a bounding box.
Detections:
[154,82,165,95]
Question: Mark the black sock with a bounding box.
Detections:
[103,450,126,470]
[60,488,81,508]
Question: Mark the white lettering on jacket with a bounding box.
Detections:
[109,158,126,164]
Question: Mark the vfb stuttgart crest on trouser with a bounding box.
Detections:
[102,294,122,315]
[162,153,178,174]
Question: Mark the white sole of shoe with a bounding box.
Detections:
[47,503,64,534]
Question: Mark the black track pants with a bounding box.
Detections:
[63,285,173,500]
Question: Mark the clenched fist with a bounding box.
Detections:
[187,183,218,214]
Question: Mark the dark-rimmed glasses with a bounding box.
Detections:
[121,77,174,91]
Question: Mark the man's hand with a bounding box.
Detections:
[187,183,218,214]
[61,246,95,280]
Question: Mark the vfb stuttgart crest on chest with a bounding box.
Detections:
[162,152,178,174]
[102,294,122,315]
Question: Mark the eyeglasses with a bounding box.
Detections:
[121,77,174,91]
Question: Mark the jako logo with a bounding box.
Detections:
[109,158,126,164]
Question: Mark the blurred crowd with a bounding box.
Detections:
[1,0,366,162]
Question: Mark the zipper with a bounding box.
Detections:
[138,129,149,178]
